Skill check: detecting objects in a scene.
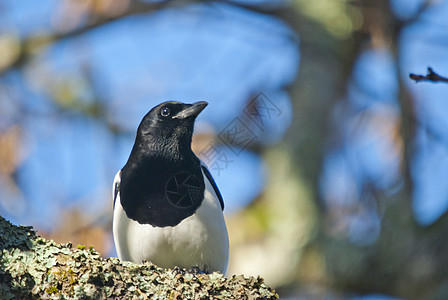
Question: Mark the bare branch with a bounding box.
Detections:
[409,67,448,83]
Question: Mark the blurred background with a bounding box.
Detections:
[1,0,448,299]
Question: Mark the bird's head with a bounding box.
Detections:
[135,101,208,160]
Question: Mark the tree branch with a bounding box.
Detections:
[0,0,178,76]
[409,67,448,83]
[0,215,278,299]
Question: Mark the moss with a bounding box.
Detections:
[46,286,58,294]
[0,215,279,299]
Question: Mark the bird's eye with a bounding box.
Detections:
[161,107,170,117]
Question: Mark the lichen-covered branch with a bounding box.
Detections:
[0,215,278,299]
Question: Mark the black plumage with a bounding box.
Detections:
[118,101,219,227]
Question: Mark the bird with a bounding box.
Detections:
[112,101,229,274]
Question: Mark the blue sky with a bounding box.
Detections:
[1,0,448,255]
[0,1,298,229]
[319,0,448,244]
[2,1,448,298]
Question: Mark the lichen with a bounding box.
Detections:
[0,215,279,299]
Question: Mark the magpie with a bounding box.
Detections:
[112,101,229,274]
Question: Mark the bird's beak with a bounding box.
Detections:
[173,101,208,119]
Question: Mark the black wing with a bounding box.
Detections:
[201,165,224,211]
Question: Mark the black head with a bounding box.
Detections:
[121,101,209,227]
[134,101,208,160]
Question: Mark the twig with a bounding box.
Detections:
[409,67,448,83]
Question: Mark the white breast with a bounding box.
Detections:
[112,171,229,273]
